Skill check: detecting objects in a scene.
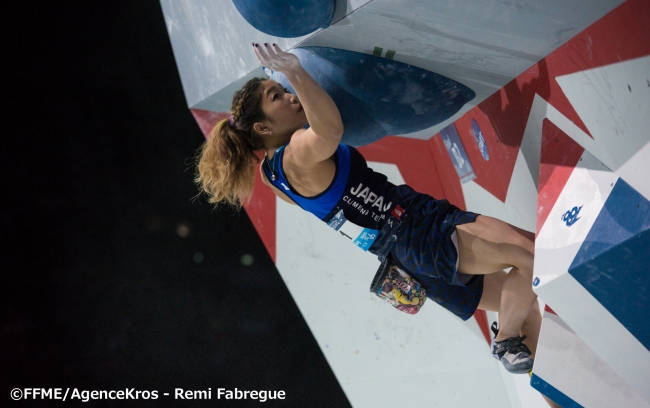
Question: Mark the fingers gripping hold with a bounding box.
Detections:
[252,42,301,74]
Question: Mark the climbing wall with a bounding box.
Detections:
[532,307,649,407]
[161,0,650,406]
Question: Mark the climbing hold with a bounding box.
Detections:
[232,0,335,38]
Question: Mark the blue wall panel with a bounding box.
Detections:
[569,178,650,350]
[268,47,475,146]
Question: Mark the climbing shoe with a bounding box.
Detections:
[490,322,534,374]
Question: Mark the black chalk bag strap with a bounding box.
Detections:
[370,256,392,293]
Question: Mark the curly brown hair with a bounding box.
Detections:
[195,77,268,208]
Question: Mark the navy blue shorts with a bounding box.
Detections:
[390,198,483,321]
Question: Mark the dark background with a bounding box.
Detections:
[2,1,350,406]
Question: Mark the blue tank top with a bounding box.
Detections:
[263,143,428,231]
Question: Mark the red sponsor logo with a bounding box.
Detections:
[391,205,405,219]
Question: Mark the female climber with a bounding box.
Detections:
[195,43,541,377]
